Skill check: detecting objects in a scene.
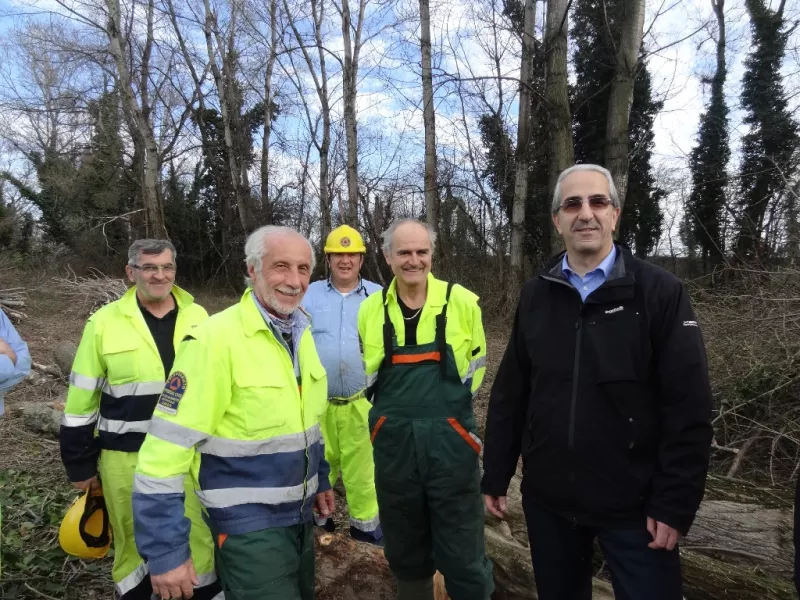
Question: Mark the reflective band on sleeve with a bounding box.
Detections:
[97,417,151,435]
[461,355,487,384]
[148,417,208,448]
[196,474,319,509]
[61,412,99,427]
[350,514,381,532]
[102,380,165,398]
[133,473,185,495]
[69,372,105,392]
[199,424,322,457]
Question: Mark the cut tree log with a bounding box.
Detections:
[0,287,26,321]
[485,472,796,599]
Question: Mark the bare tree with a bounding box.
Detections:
[604,0,645,212]
[544,0,573,220]
[106,0,168,237]
[419,0,439,243]
[283,0,333,243]
[510,0,535,283]
[202,0,257,233]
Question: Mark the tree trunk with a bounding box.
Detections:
[604,0,646,212]
[203,0,256,235]
[510,0,536,284]
[261,0,279,224]
[340,0,364,226]
[105,0,167,238]
[419,0,439,243]
[545,0,573,256]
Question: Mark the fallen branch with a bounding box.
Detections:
[52,268,127,314]
[31,362,63,378]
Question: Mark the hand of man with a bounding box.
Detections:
[315,489,335,518]
[72,475,101,494]
[151,559,198,600]
[647,517,681,551]
[0,339,17,366]
[484,495,508,519]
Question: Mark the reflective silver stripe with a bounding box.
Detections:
[69,372,104,392]
[199,424,322,457]
[461,355,487,384]
[196,571,218,587]
[350,514,381,532]
[133,473,185,495]
[149,417,208,448]
[469,432,484,452]
[61,412,98,427]
[116,562,148,595]
[210,593,225,600]
[366,371,378,388]
[197,474,319,509]
[97,417,150,434]
[102,380,164,398]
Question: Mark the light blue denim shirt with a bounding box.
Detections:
[0,309,31,416]
[302,277,382,398]
[562,245,617,302]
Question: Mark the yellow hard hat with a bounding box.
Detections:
[324,225,366,254]
[59,490,112,559]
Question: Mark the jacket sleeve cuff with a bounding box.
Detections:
[65,461,98,483]
[480,477,509,498]
[646,506,693,537]
[147,544,192,576]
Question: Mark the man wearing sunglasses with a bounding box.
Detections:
[481,164,713,599]
[60,239,219,599]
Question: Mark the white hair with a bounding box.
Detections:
[552,164,620,214]
[244,225,316,286]
[381,218,437,254]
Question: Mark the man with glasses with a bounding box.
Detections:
[481,164,713,599]
[60,239,219,599]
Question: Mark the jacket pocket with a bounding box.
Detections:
[102,338,140,385]
[447,418,482,454]
[231,368,289,435]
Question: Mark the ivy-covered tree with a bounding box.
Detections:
[571,0,664,256]
[735,0,799,263]
[686,0,729,272]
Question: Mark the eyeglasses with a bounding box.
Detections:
[132,264,176,276]
[560,196,613,213]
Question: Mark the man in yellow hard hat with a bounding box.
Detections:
[59,239,219,599]
[302,224,383,545]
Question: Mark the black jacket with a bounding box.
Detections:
[481,245,713,535]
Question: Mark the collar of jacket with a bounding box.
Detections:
[384,272,448,308]
[117,284,195,317]
[239,287,310,338]
[542,243,637,301]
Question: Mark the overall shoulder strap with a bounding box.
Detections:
[382,288,394,367]
[435,282,455,374]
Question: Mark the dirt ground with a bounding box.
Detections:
[0,269,510,599]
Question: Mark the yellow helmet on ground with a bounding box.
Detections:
[324,225,366,254]
[59,490,112,559]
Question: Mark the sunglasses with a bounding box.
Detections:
[560,196,613,213]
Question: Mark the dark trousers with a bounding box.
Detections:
[120,576,222,600]
[523,497,683,600]
[214,523,315,600]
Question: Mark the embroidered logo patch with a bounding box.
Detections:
[605,306,624,314]
[683,320,698,328]
[157,371,187,415]
[340,236,351,247]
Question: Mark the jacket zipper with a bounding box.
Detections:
[540,275,584,451]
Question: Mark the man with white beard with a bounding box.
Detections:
[133,226,334,600]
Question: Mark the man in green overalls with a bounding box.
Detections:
[357,218,493,600]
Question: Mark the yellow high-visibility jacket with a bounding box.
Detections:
[358,273,487,401]
[60,286,208,482]
[132,289,330,575]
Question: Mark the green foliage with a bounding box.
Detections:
[687,52,730,271]
[735,0,799,262]
[0,469,112,598]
